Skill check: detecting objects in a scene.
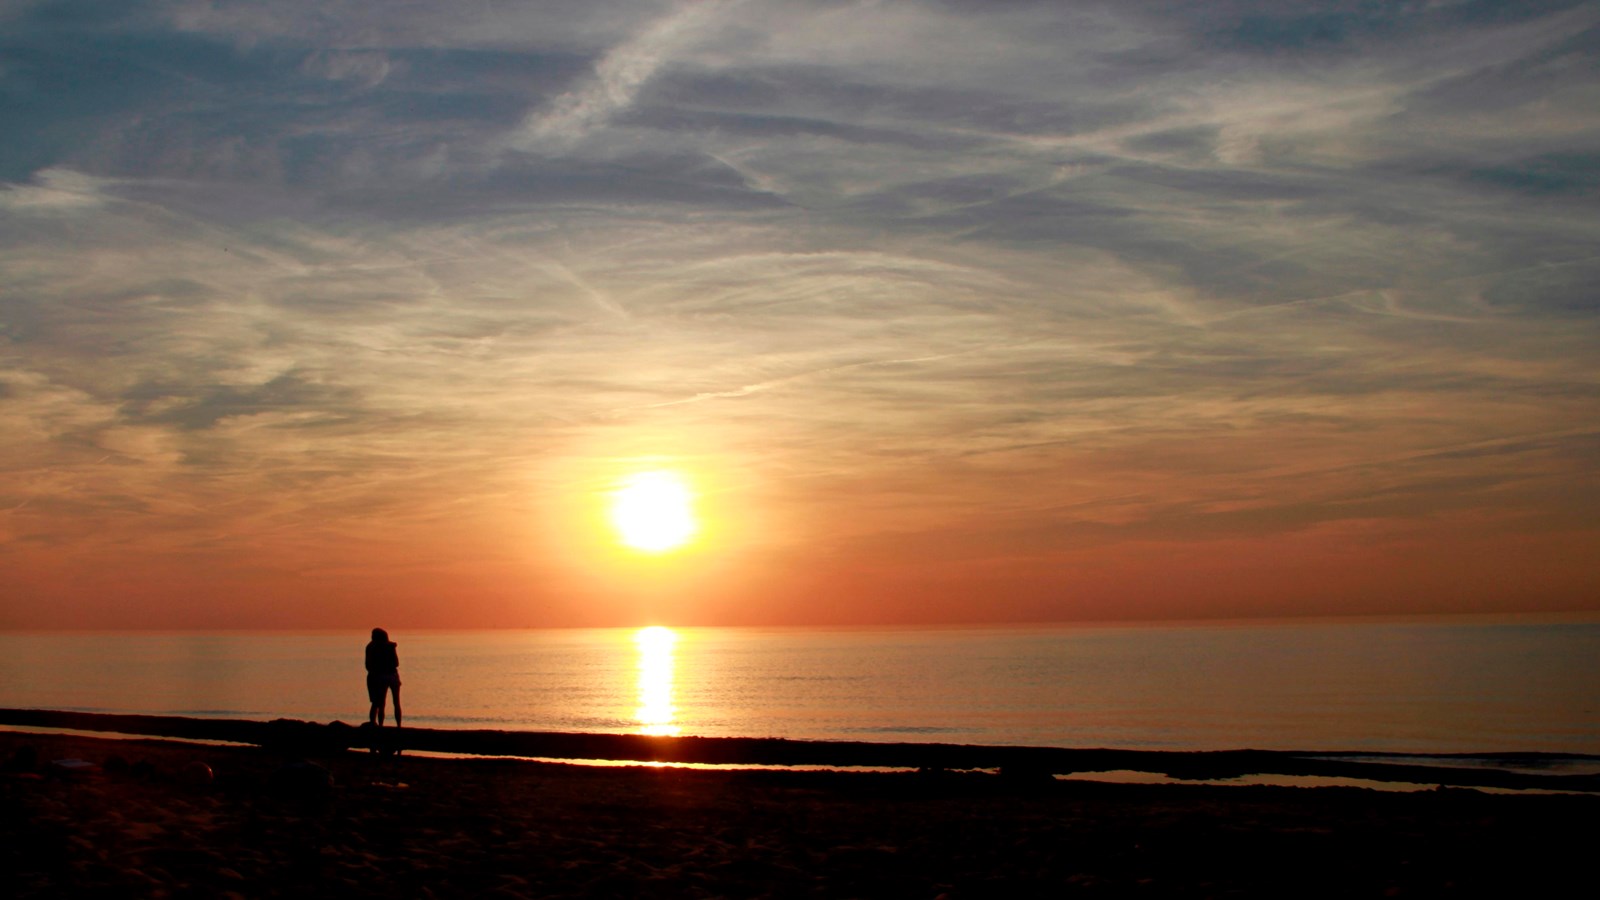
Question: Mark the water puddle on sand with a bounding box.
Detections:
[1055,769,1593,795]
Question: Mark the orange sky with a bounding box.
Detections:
[5,420,1596,629]
[3,1,1599,629]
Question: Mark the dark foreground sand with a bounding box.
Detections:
[3,731,1595,899]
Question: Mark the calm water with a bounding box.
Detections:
[2,618,1597,755]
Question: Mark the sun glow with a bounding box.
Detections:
[609,470,697,552]
[634,626,679,736]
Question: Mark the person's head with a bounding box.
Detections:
[371,627,388,642]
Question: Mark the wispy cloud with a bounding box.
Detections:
[0,168,112,211]
[512,1,740,153]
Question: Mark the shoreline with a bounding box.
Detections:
[4,707,1597,793]
[5,728,1598,898]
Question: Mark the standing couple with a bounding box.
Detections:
[365,627,402,727]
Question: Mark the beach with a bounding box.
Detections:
[5,730,1596,898]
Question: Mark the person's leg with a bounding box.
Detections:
[368,677,382,725]
[391,683,402,727]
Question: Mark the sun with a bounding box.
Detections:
[609,470,697,553]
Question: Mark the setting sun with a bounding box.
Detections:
[609,471,697,553]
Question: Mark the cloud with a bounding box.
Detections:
[0,167,112,211]
[511,1,740,153]
[300,49,393,87]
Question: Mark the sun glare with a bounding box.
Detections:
[609,470,697,553]
[634,626,679,736]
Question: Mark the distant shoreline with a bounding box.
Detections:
[4,707,1595,793]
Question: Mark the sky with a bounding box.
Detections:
[2,0,1598,630]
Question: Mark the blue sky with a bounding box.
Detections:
[2,0,1598,628]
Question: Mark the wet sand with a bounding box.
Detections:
[5,708,1596,793]
[4,730,1596,898]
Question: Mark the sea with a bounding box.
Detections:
[2,616,1597,757]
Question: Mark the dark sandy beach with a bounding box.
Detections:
[4,729,1596,899]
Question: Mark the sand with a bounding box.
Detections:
[3,730,1596,899]
[6,709,1596,793]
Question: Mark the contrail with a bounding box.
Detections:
[513,1,738,152]
[542,261,629,320]
[640,348,990,409]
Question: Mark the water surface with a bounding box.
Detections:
[2,617,1595,754]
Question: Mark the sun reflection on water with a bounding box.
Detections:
[634,626,679,736]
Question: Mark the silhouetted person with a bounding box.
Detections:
[365,627,402,727]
